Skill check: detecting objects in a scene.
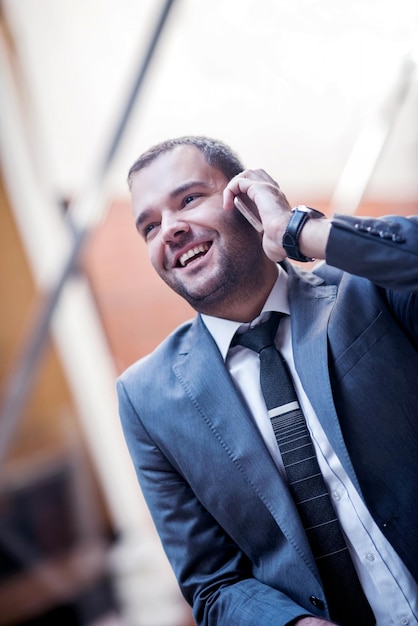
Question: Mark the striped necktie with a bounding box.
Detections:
[232,312,375,625]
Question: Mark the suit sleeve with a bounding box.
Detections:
[116,379,312,626]
[326,214,418,291]
[326,214,418,343]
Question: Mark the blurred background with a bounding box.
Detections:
[0,1,417,625]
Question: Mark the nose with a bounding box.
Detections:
[161,212,190,242]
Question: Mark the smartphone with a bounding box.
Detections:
[234,194,263,233]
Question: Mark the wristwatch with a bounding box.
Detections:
[282,205,325,262]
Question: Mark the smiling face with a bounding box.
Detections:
[130,145,277,321]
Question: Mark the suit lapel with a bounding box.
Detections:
[286,264,360,490]
[172,316,281,486]
[172,315,316,563]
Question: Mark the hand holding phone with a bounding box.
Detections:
[234,194,263,233]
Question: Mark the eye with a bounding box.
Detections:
[142,222,159,240]
[183,194,199,207]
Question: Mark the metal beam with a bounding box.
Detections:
[0,0,177,465]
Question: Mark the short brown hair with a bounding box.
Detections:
[127,136,244,188]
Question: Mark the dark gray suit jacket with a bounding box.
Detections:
[117,214,418,625]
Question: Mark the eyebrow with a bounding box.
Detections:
[135,179,212,230]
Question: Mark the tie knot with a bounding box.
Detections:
[232,312,282,354]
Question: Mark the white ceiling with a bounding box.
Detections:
[3,0,418,209]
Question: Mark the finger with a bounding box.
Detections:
[223,173,253,209]
[252,168,280,186]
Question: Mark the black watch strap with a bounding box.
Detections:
[282,205,325,262]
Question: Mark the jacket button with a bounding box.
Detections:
[309,596,325,610]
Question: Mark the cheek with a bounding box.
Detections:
[147,241,165,274]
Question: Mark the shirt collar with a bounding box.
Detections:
[201,265,290,361]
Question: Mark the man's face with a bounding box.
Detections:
[130,145,275,319]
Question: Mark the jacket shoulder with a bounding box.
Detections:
[117,318,196,387]
[284,258,345,287]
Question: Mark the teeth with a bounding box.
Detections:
[179,244,210,267]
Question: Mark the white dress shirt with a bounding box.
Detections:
[201,266,418,626]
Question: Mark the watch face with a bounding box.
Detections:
[294,206,324,219]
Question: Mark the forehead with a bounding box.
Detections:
[130,145,227,206]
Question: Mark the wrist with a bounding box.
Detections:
[282,206,326,262]
[299,216,331,260]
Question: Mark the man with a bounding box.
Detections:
[117,136,418,626]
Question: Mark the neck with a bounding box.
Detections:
[196,264,278,322]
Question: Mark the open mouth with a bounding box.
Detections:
[178,243,211,267]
